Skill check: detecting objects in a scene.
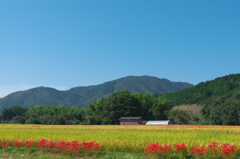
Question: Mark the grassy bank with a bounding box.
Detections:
[0,147,146,159]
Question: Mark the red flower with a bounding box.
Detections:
[219,143,237,156]
[144,143,172,155]
[1,140,10,147]
[47,141,56,147]
[14,141,21,147]
[143,151,150,155]
[24,141,34,147]
[175,143,186,150]
[80,141,99,152]
[207,141,219,148]
[190,146,207,154]
[38,139,47,147]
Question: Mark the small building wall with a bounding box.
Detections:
[119,117,143,125]
[146,120,172,125]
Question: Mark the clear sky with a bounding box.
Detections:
[0,0,239,98]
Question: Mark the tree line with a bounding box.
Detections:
[2,74,240,125]
[0,105,86,125]
[0,90,176,125]
[201,91,240,125]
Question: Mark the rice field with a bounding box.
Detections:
[0,124,240,153]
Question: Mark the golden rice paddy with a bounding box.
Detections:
[0,125,240,153]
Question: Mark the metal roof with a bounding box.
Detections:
[119,117,142,120]
[146,120,171,125]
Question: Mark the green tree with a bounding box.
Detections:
[103,90,141,125]
[85,97,106,124]
[152,98,172,120]
[11,106,28,116]
[52,115,66,125]
[133,93,156,120]
[2,108,14,120]
[25,105,84,125]
[208,107,222,125]
[220,100,240,125]
[25,117,41,124]
[39,115,53,125]
[168,109,190,124]
[12,115,27,124]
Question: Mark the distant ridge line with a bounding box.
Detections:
[0,75,194,112]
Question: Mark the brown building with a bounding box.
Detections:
[119,117,143,125]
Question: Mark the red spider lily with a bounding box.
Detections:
[207,141,219,154]
[38,139,47,147]
[0,138,99,157]
[175,143,186,150]
[162,145,172,153]
[143,141,238,158]
[144,143,172,155]
[55,143,65,150]
[24,141,34,147]
[207,141,219,148]
[190,146,207,154]
[1,140,10,153]
[80,141,99,152]
[219,143,237,156]
[13,141,21,147]
[38,139,49,153]
[70,141,79,148]
[53,140,79,154]
[1,140,10,147]
[36,139,99,155]
[143,151,150,155]
[69,141,81,153]
[65,144,78,153]
[66,146,74,153]
[46,141,56,147]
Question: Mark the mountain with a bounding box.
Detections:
[164,73,240,106]
[163,73,240,125]
[0,75,193,112]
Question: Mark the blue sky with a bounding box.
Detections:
[0,0,239,97]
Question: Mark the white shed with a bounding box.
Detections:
[146,120,172,125]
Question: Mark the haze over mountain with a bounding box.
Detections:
[0,75,193,112]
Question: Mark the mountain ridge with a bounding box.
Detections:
[0,75,193,112]
[164,73,240,105]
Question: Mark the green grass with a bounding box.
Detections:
[0,147,147,159]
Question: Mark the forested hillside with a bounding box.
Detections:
[165,74,240,125]
[165,74,240,105]
[0,75,193,112]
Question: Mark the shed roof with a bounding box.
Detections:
[142,120,147,124]
[146,120,171,125]
[119,117,142,120]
